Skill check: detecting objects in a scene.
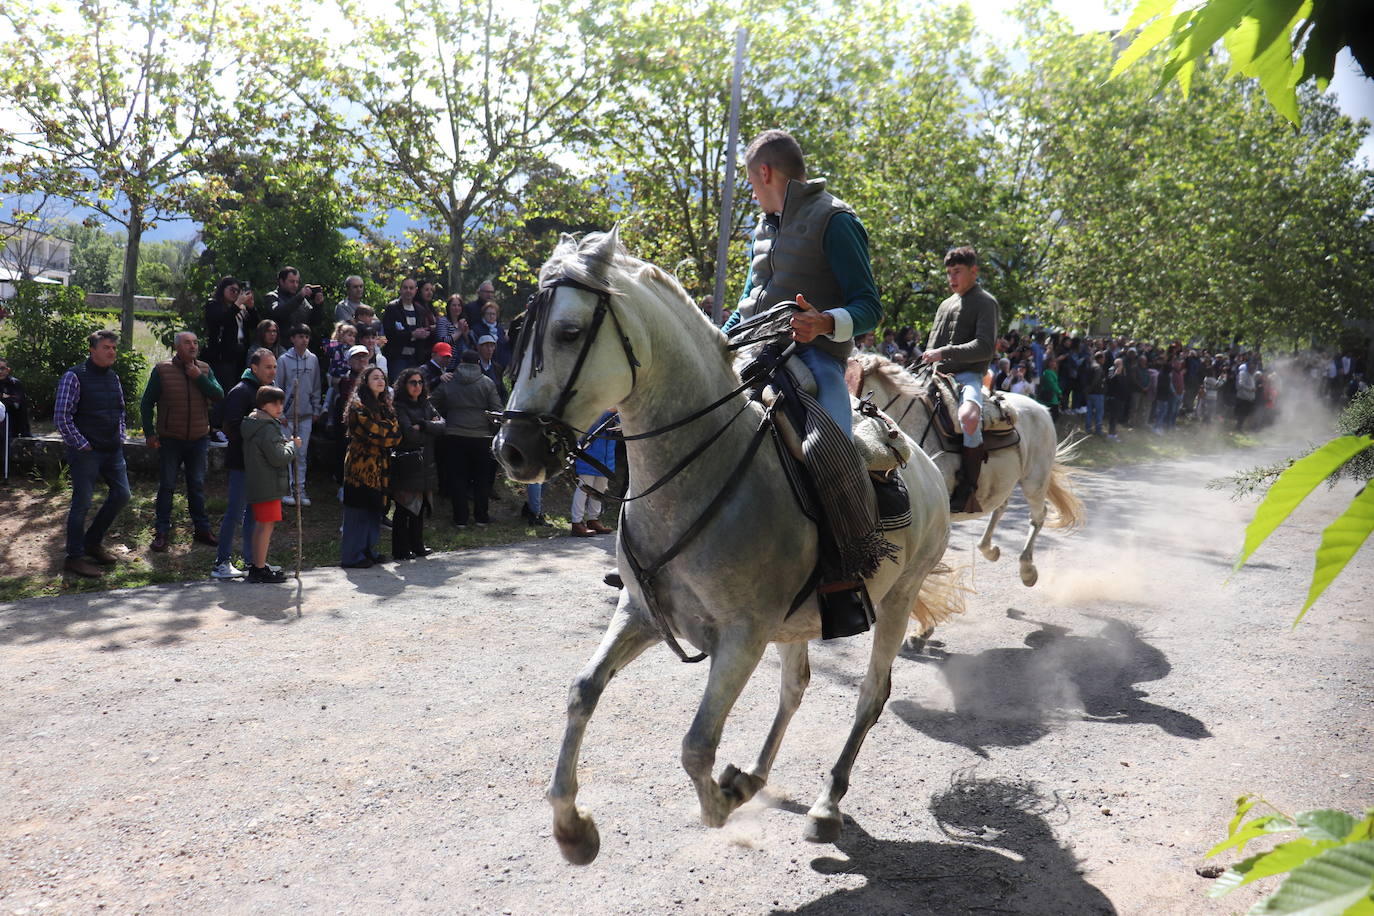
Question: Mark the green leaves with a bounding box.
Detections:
[1209,799,1374,915]
[1297,480,1374,624]
[1110,0,1361,125]
[1234,436,1373,570]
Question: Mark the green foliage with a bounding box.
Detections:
[2,280,146,424]
[1233,434,1373,622]
[55,221,123,294]
[1111,0,1369,125]
[1209,797,1374,915]
[1336,389,1374,481]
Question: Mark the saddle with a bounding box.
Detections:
[910,367,1020,455]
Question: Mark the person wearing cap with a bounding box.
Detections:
[475,334,506,401]
[420,341,455,392]
[329,344,373,484]
[278,324,325,506]
[358,325,389,378]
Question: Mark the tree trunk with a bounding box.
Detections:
[447,219,464,299]
[118,210,143,349]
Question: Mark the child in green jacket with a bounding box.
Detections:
[240,386,299,583]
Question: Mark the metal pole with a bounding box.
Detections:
[712,27,747,326]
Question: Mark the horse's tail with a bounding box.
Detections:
[1045,434,1086,531]
[911,562,971,631]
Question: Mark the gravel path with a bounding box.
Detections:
[2,436,1370,915]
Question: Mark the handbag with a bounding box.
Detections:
[390,447,424,479]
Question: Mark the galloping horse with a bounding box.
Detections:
[851,353,1083,588]
[496,230,959,863]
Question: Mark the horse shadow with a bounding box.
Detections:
[891,611,1210,757]
[774,774,1116,915]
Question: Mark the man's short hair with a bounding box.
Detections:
[944,246,978,268]
[289,324,311,338]
[345,275,364,288]
[459,350,479,364]
[256,386,286,407]
[173,330,197,347]
[744,129,807,180]
[248,347,275,366]
[89,329,119,348]
[277,266,299,282]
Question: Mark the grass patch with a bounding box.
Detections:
[0,466,587,603]
[1060,416,1260,469]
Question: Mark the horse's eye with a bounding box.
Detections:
[558,326,582,343]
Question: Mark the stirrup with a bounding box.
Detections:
[818,580,874,640]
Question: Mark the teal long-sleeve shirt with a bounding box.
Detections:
[722,211,883,341]
[140,360,225,435]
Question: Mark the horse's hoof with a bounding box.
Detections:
[803,812,844,844]
[904,625,936,653]
[719,763,765,805]
[554,811,601,865]
[1020,565,1038,587]
[981,545,1001,563]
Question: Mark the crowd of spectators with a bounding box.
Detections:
[865,326,1367,440]
[0,268,627,584]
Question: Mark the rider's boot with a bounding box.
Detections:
[818,581,874,640]
[950,444,988,514]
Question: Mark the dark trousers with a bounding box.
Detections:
[446,436,493,524]
[154,436,210,534]
[392,504,425,556]
[65,446,131,558]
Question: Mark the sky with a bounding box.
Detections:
[4,0,1371,243]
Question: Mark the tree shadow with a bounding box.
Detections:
[774,774,1115,915]
[891,610,1210,758]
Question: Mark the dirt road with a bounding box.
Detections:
[2,437,1370,915]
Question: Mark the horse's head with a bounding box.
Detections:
[496,228,644,482]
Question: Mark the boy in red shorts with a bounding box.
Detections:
[240,386,299,583]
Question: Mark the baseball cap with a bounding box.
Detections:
[432,342,453,357]
[346,345,369,359]
[477,335,497,346]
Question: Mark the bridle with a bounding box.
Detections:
[498,275,799,663]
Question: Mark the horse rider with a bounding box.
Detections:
[722,129,882,435]
[922,246,1000,513]
[721,129,886,639]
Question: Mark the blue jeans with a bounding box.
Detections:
[215,468,256,566]
[1085,393,1105,435]
[798,347,851,438]
[341,504,381,564]
[65,446,131,558]
[1167,395,1183,430]
[155,436,210,534]
[953,370,985,447]
[526,481,543,515]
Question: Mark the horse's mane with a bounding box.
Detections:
[543,230,732,367]
[853,351,924,397]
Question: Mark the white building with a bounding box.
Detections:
[0,222,73,298]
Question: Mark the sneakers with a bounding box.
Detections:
[63,556,105,578]
[246,565,287,583]
[299,495,312,507]
[210,430,228,445]
[211,561,247,579]
[150,531,169,552]
[283,495,296,507]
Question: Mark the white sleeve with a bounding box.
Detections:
[825,308,853,342]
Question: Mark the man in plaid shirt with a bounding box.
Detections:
[56,330,131,578]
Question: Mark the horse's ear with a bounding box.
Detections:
[584,225,622,281]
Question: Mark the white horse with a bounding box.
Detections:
[496,230,960,864]
[851,353,1084,588]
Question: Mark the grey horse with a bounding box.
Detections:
[495,230,959,864]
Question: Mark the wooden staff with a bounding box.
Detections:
[292,372,303,581]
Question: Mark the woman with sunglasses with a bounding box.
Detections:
[391,368,445,559]
[341,365,402,568]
